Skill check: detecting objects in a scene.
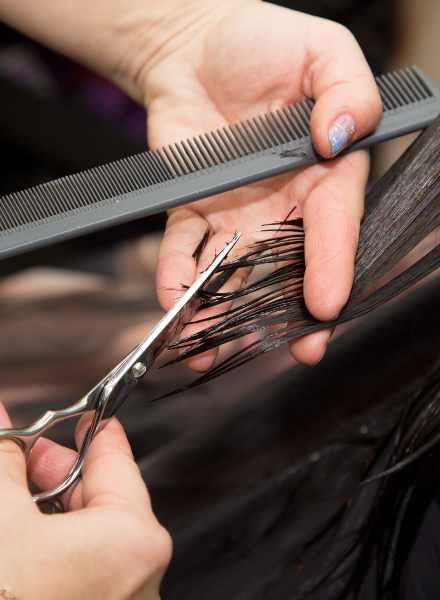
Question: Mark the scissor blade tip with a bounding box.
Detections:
[230,231,242,244]
[222,232,241,254]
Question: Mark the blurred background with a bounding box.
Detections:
[1,1,440,597]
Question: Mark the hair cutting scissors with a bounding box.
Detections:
[0,233,240,510]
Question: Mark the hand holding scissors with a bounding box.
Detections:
[0,233,240,510]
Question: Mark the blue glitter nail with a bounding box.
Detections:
[328,114,356,156]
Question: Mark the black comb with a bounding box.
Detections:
[1,66,439,260]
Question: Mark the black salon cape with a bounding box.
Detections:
[400,493,440,600]
[123,275,440,599]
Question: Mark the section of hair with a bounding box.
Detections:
[164,117,440,389]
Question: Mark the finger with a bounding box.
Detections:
[305,21,382,158]
[28,437,77,500]
[289,330,331,365]
[183,269,249,372]
[289,328,335,365]
[74,415,152,516]
[178,231,251,372]
[0,403,32,504]
[156,208,208,310]
[149,95,230,313]
[302,150,368,323]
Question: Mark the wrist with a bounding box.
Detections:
[112,0,255,106]
[0,0,248,104]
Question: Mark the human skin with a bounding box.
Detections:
[0,403,171,600]
[0,0,382,370]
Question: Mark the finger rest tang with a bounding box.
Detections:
[0,396,90,455]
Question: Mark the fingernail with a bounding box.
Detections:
[328,114,356,156]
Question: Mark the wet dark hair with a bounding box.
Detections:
[169,116,440,385]
[163,116,440,597]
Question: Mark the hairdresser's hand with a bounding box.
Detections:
[0,403,171,600]
[143,1,382,369]
[0,0,381,368]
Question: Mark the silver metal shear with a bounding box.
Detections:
[0,233,240,509]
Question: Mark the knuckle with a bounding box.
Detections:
[340,150,367,175]
[129,521,173,575]
[0,439,23,458]
[137,523,172,573]
[353,75,383,122]
[365,86,383,120]
[314,178,345,212]
[335,22,353,40]
[371,91,383,118]
[151,525,173,571]
[0,441,26,479]
[105,516,172,594]
[325,21,355,44]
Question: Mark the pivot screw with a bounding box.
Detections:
[131,362,147,379]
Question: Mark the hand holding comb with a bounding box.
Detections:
[0,67,439,260]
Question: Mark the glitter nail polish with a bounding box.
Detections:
[328,114,356,156]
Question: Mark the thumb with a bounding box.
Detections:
[74,415,153,516]
[0,402,31,502]
[306,21,382,158]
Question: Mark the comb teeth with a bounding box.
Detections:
[376,66,433,110]
[0,66,438,242]
[0,100,314,233]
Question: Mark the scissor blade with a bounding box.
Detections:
[110,232,242,382]
[153,231,241,337]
